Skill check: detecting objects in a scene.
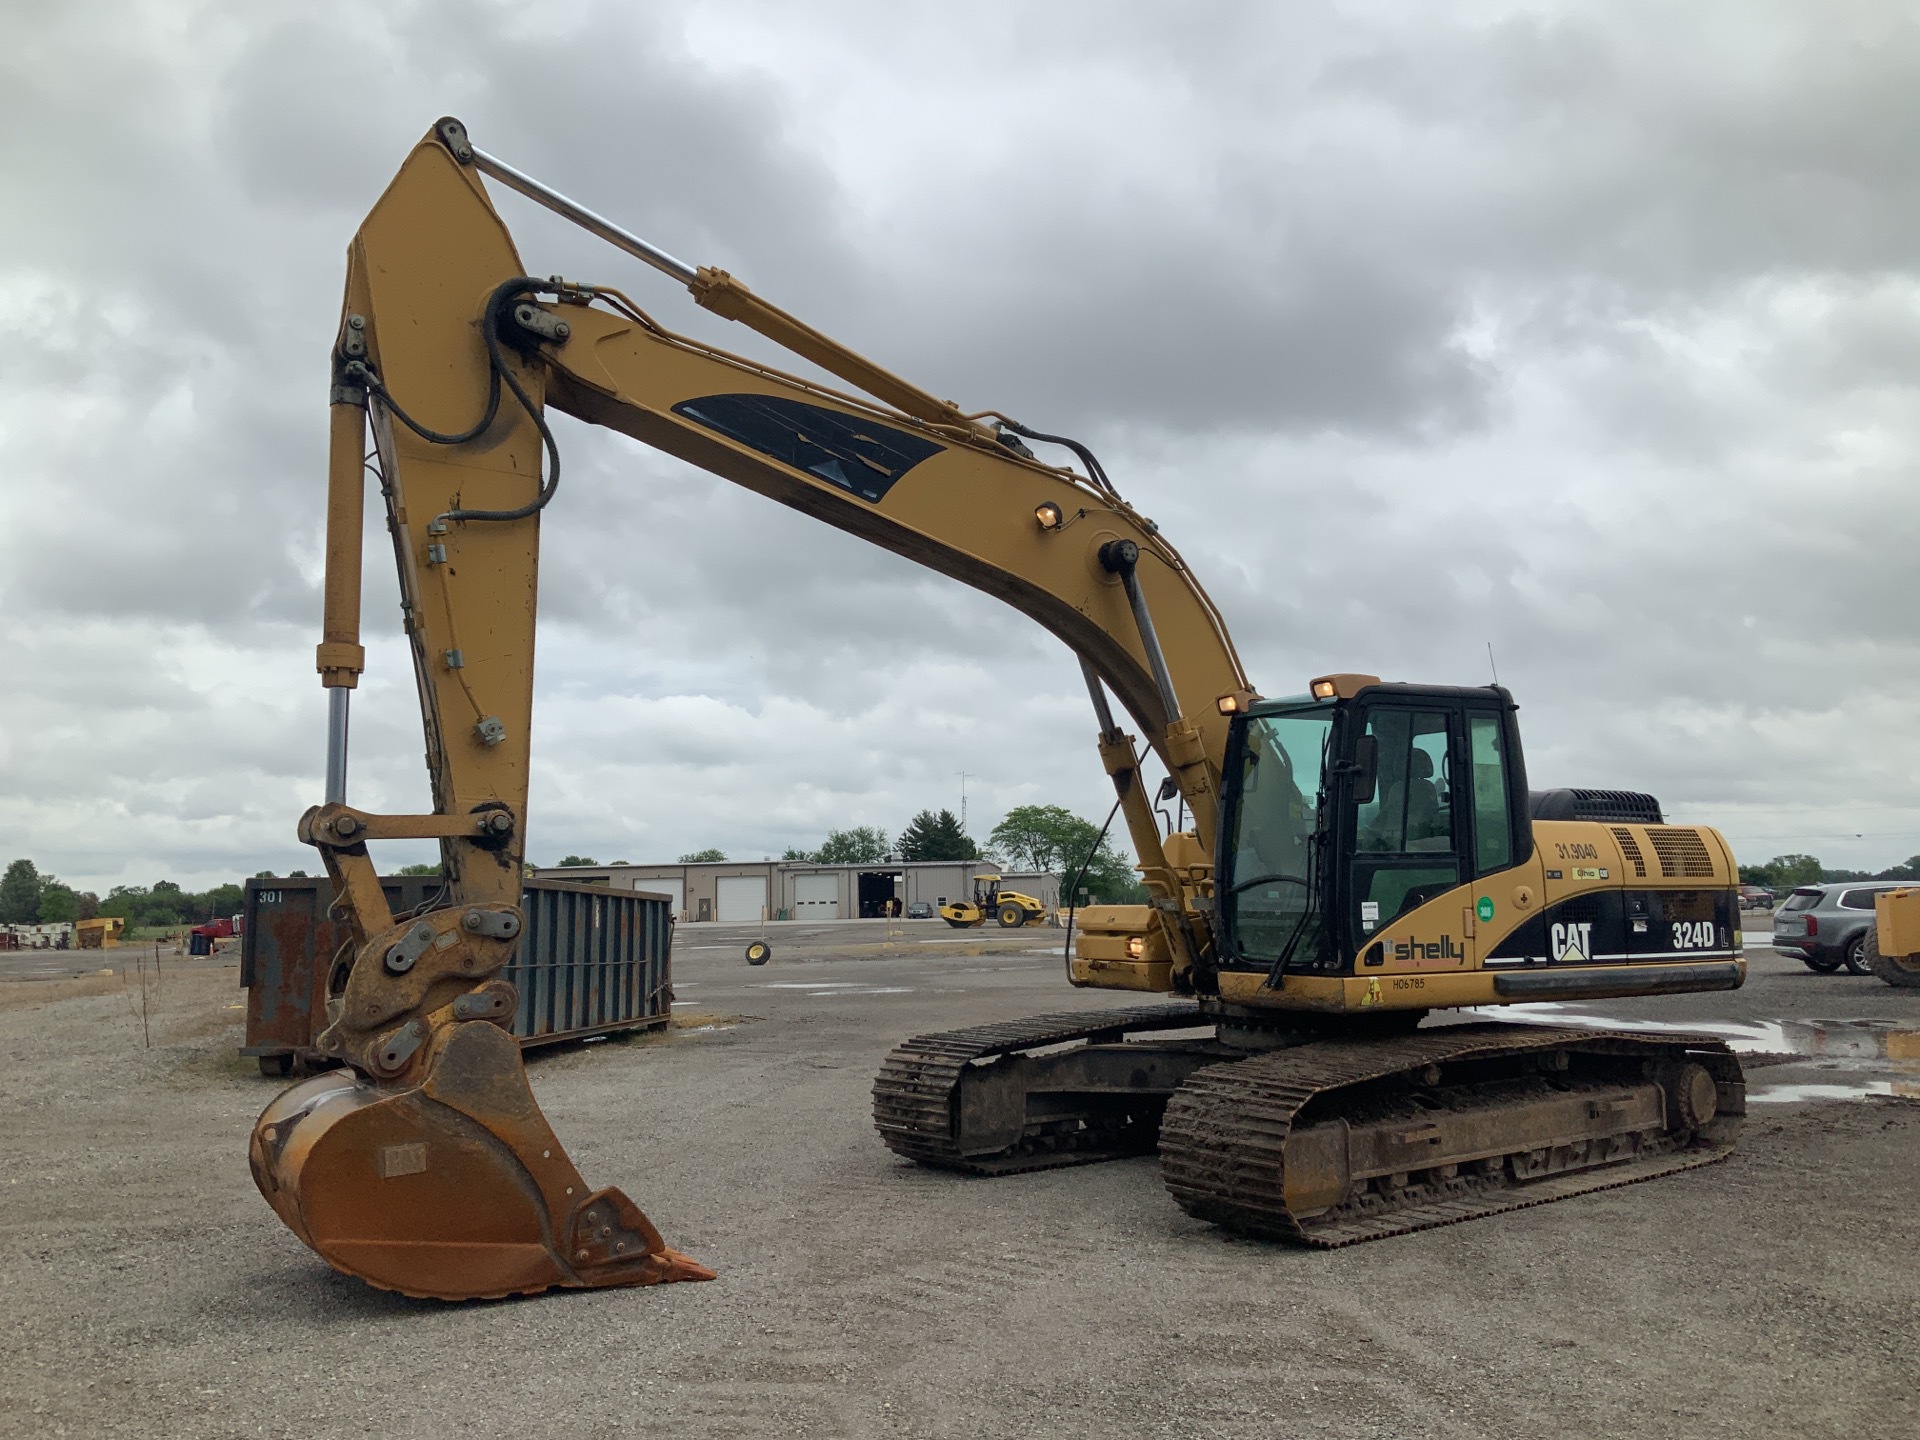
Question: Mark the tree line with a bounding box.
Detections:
[0,799,1149,928]
[556,803,1145,903]
[0,857,257,930]
[1738,853,1920,890]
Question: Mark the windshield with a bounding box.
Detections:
[1225,710,1334,964]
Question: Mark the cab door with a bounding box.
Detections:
[1349,705,1467,969]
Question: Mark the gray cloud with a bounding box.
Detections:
[5,0,1920,891]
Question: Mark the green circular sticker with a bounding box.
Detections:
[1476,896,1495,923]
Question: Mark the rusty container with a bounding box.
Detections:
[241,876,672,1076]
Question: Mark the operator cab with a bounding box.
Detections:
[1214,675,1532,978]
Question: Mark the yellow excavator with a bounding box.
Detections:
[939,875,1047,929]
[252,119,1747,1299]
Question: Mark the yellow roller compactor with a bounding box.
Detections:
[252,119,1747,1300]
[940,875,1046,928]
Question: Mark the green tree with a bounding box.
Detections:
[814,827,888,864]
[395,863,441,876]
[780,845,817,861]
[99,885,145,923]
[1069,843,1142,905]
[1738,854,1826,891]
[898,809,978,861]
[557,855,600,867]
[37,882,79,923]
[989,806,1083,871]
[0,859,42,923]
[148,880,189,925]
[990,805,1138,903]
[678,849,727,863]
[1768,854,1823,888]
[1877,856,1920,881]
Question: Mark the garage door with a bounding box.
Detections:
[715,875,769,923]
[627,877,683,916]
[793,874,838,919]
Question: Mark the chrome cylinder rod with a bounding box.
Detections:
[1079,656,1120,735]
[1119,568,1183,726]
[324,688,350,805]
[466,143,699,286]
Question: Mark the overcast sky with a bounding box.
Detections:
[4,0,1919,893]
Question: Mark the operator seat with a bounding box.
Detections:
[1403,748,1445,847]
[1373,748,1445,851]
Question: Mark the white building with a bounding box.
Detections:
[529,858,1061,924]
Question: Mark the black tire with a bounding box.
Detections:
[1843,933,1875,975]
[1865,928,1920,989]
[997,903,1025,928]
[1800,952,1844,973]
[745,940,772,966]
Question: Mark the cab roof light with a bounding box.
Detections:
[1307,673,1382,701]
[1216,688,1260,715]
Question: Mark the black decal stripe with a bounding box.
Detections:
[671,393,944,503]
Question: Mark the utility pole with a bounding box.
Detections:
[957,771,971,831]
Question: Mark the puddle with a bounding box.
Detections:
[1473,1006,1920,1058]
[1748,1081,1917,1104]
[1472,1007,1920,1106]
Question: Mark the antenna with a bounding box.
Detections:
[1487,642,1500,686]
[957,770,971,830]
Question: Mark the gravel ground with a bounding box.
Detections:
[2,925,1916,1440]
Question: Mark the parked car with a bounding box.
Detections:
[1738,885,1775,910]
[1771,882,1909,974]
[905,901,934,920]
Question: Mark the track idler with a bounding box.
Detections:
[248,904,711,1300]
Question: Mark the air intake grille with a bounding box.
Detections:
[1648,827,1717,879]
[1611,827,1648,879]
[1567,789,1663,823]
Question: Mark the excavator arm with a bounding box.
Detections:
[253,120,1250,1299]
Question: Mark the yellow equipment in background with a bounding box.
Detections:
[76,917,124,950]
[1868,890,1920,988]
[939,876,1046,929]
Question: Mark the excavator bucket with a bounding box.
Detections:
[249,1020,712,1300]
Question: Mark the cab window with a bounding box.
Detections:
[1357,710,1452,854]
[1224,710,1334,963]
[1351,709,1459,937]
[1467,712,1513,876]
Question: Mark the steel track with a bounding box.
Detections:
[874,1012,1744,1244]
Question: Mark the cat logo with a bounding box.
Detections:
[1550,921,1594,963]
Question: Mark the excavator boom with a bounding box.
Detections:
[254,120,1747,1298]
[256,120,1249,1298]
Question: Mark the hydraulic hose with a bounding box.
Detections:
[342,276,564,525]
